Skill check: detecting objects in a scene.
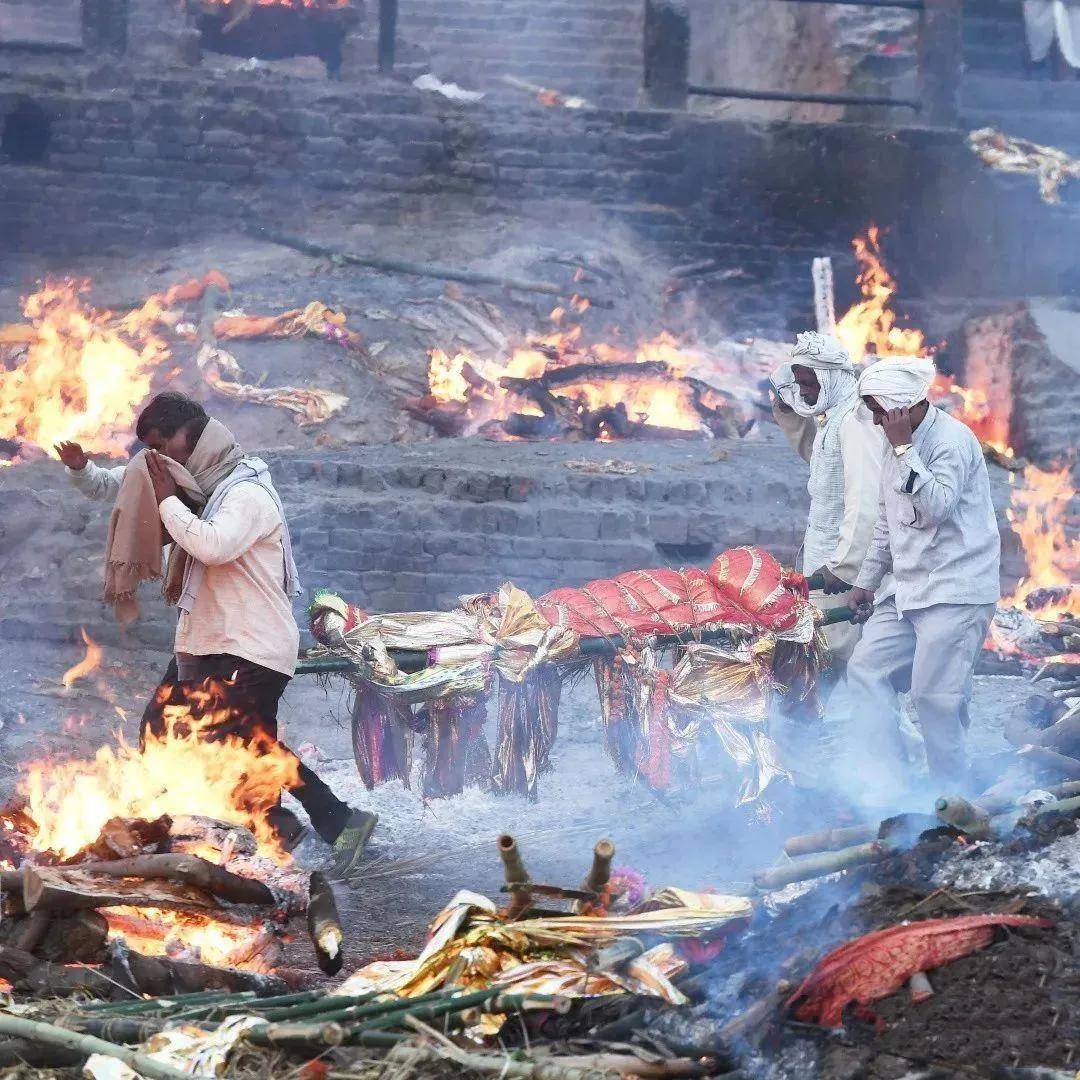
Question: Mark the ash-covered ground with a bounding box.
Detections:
[1,225,1073,1077]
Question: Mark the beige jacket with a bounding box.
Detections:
[159,485,300,676]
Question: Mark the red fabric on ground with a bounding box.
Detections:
[787,914,1053,1029]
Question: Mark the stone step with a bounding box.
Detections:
[961,0,1026,21]
[962,73,1080,111]
[963,41,1029,78]
[963,13,1025,47]
[961,106,1080,152]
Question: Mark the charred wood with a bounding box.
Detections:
[65,815,173,864]
[110,942,288,997]
[404,396,470,437]
[308,872,343,976]
[251,228,611,306]
[65,854,275,906]
[38,910,110,964]
[24,865,219,914]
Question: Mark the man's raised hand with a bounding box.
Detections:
[882,406,914,448]
[54,441,88,471]
[146,450,179,505]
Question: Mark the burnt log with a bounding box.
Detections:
[1030,711,1080,755]
[38,911,110,964]
[66,815,173,863]
[110,943,287,997]
[307,872,343,976]
[0,945,110,997]
[404,396,471,437]
[13,911,51,953]
[24,865,219,914]
[1018,745,1080,778]
[69,854,275,906]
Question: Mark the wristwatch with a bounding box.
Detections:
[892,442,913,457]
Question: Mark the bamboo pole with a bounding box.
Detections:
[783,824,877,858]
[386,1043,716,1079]
[0,1014,192,1080]
[263,990,444,1026]
[990,794,1080,831]
[753,841,897,892]
[499,834,533,919]
[583,839,615,896]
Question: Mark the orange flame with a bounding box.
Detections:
[426,323,721,437]
[835,227,927,363]
[20,704,299,864]
[1003,464,1079,620]
[62,628,102,690]
[103,907,278,971]
[835,226,1016,457]
[0,281,171,457]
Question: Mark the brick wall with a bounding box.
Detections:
[4,59,1072,339]
[0,436,811,650]
[397,0,644,107]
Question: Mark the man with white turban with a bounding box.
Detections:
[846,357,1000,802]
[770,331,883,663]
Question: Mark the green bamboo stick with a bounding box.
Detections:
[356,987,504,1033]
[0,1014,191,1080]
[172,990,325,1023]
[78,991,249,1017]
[245,1021,405,1049]
[274,989,451,1026]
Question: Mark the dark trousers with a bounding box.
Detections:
[140,654,350,843]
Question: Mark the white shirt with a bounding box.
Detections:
[854,406,1001,615]
[773,402,884,585]
[159,486,300,676]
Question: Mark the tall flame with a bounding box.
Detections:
[835,226,926,363]
[0,281,171,456]
[834,226,1014,457]
[1004,463,1079,619]
[20,701,299,863]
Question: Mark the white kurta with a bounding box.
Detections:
[773,400,884,661]
[1024,0,1080,65]
[772,402,884,584]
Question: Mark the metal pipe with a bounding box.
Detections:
[688,84,922,110]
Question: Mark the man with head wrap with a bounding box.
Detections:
[770,331,884,664]
[846,358,1000,802]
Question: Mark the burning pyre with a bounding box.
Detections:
[0,275,350,467]
[0,679,307,982]
[412,316,757,441]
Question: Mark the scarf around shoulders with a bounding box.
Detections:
[103,418,245,624]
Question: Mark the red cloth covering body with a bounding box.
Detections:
[537,546,806,640]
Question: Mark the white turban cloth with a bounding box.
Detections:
[858,357,936,411]
[771,331,857,418]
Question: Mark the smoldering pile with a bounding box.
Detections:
[5,777,1080,1080]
